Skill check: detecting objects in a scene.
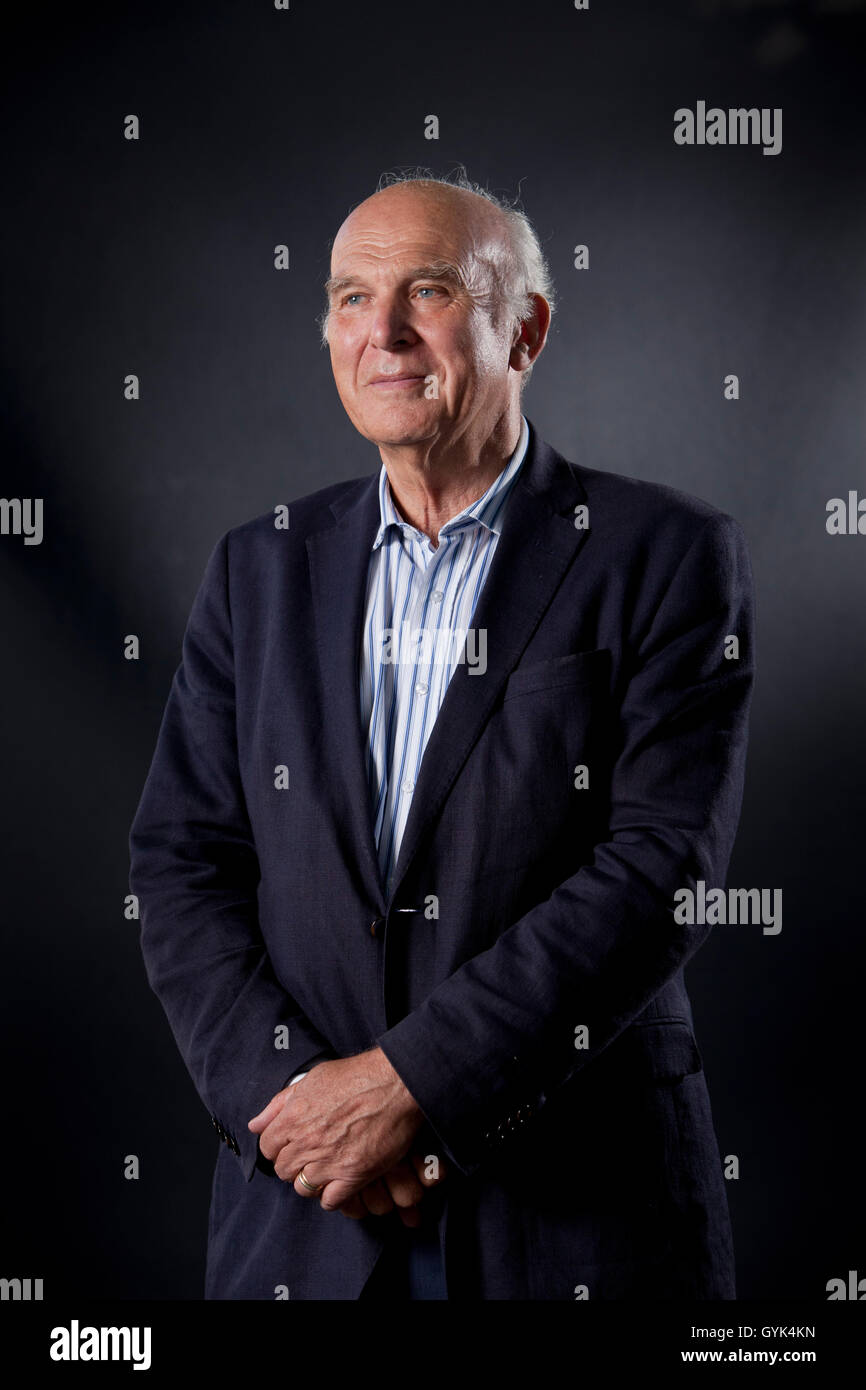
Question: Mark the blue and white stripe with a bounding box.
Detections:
[360,414,530,894]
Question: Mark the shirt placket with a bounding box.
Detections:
[381,529,453,893]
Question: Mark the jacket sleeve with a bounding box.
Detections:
[129,531,336,1182]
[375,513,755,1178]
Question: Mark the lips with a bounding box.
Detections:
[367,373,428,386]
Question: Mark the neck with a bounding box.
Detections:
[379,403,522,547]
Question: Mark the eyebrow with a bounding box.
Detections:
[324,261,468,301]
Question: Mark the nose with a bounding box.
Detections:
[368,292,419,351]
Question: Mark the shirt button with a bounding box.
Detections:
[432,590,444,603]
[401,779,415,794]
[415,681,428,695]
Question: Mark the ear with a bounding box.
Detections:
[509,293,551,374]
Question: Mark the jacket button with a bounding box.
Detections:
[369,916,385,937]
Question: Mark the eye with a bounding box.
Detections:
[342,293,365,307]
[415,285,442,298]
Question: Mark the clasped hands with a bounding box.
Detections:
[248,1048,447,1226]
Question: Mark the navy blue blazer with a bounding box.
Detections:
[129,419,754,1299]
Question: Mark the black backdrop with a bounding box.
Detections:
[1,0,864,1301]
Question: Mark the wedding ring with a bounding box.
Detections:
[297,1167,324,1195]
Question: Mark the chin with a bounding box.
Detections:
[359,402,441,446]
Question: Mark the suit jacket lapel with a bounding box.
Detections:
[389,420,590,902]
[306,473,386,910]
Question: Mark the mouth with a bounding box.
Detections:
[367,375,428,389]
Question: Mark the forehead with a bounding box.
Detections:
[330,186,503,276]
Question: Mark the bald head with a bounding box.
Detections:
[335,177,509,243]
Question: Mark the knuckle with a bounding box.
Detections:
[392,1186,422,1209]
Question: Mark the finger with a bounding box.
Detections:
[360,1179,394,1217]
[317,1179,360,1212]
[247,1087,291,1133]
[409,1151,447,1187]
[336,1194,368,1220]
[396,1202,423,1230]
[292,1165,326,1199]
[260,1126,287,1164]
[267,1126,303,1168]
[408,1156,447,1189]
[382,1161,425,1210]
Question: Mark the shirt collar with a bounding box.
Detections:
[371,414,530,551]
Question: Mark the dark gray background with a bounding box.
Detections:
[1,0,863,1298]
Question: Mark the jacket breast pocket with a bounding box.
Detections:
[502,648,610,702]
[455,648,612,873]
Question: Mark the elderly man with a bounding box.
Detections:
[129,170,754,1300]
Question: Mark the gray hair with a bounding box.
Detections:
[318,165,555,390]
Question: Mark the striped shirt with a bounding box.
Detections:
[360,414,530,894]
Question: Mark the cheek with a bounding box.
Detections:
[476,332,510,376]
[452,324,503,377]
[330,331,364,375]
[435,339,475,380]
